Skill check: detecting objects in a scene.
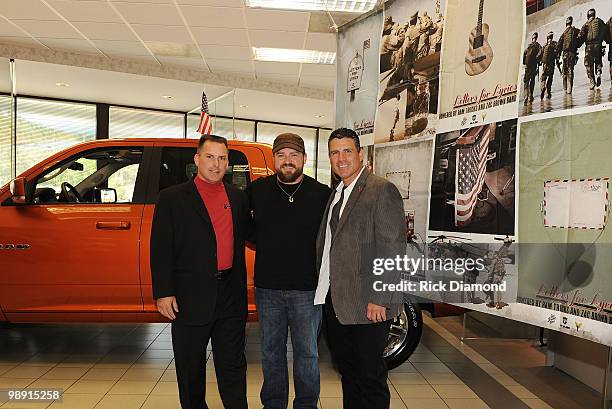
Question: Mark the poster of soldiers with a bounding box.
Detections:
[516,109,612,344]
[460,239,517,309]
[437,0,524,133]
[520,0,612,117]
[413,239,518,310]
[428,119,517,235]
[373,0,446,144]
[336,11,382,145]
[374,139,435,245]
[332,0,612,346]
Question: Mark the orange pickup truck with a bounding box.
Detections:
[0,137,427,368]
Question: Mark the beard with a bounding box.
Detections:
[277,165,303,183]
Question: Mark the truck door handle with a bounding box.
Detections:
[96,221,131,230]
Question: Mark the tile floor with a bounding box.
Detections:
[0,315,605,409]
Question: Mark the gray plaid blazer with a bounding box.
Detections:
[316,169,406,325]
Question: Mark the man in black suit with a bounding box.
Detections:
[150,134,250,409]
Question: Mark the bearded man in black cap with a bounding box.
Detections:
[247,133,331,409]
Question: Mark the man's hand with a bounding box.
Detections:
[157,296,179,320]
[367,303,387,323]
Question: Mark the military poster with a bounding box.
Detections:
[520,0,612,116]
[373,0,446,143]
[404,238,519,311]
[334,0,612,346]
[517,109,612,345]
[427,119,517,236]
[437,0,523,133]
[336,11,382,145]
[520,0,612,118]
[374,139,435,244]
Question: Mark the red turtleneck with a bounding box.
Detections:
[194,176,234,271]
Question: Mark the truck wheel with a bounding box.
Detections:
[384,302,423,370]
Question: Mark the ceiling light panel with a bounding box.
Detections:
[246,0,377,13]
[253,47,336,64]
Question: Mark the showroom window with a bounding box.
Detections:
[257,123,317,178]
[186,115,255,141]
[16,98,96,175]
[0,95,12,187]
[0,93,331,188]
[109,107,184,139]
[214,117,255,142]
[317,128,332,186]
[186,114,200,139]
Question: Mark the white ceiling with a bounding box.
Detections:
[0,0,346,127]
[0,58,334,127]
[0,0,338,90]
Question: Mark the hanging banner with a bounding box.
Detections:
[336,11,383,145]
[373,0,446,143]
[428,119,517,236]
[518,109,612,345]
[520,0,612,118]
[334,0,612,347]
[374,139,435,244]
[437,0,523,132]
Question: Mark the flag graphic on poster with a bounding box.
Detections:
[197,91,213,135]
[428,119,514,235]
[454,125,491,226]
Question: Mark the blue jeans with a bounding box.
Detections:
[255,288,322,409]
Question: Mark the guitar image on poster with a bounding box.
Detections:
[465,0,493,76]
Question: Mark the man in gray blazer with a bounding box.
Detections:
[314,127,406,409]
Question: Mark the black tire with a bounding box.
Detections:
[384,302,423,370]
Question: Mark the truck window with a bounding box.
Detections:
[32,147,143,204]
[159,147,251,191]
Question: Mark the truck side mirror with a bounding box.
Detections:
[94,187,117,203]
[9,177,28,205]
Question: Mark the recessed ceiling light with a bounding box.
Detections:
[246,0,376,13]
[253,47,336,64]
[55,82,70,87]
[315,114,325,118]
[162,95,174,99]
[239,104,248,108]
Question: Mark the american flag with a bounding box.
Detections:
[454,125,492,226]
[197,91,213,135]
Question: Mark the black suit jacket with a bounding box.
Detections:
[150,178,250,325]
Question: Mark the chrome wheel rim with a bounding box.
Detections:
[384,307,408,357]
